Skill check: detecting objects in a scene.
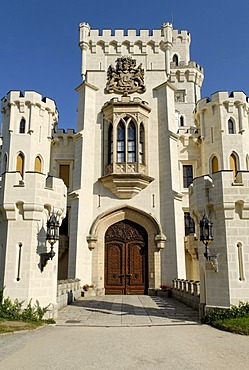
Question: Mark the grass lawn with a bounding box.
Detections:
[213,316,249,335]
[0,318,44,333]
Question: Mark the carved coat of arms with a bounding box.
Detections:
[106,56,146,94]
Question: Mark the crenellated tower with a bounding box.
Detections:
[0,91,66,317]
[195,91,249,176]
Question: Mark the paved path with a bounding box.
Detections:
[56,295,200,327]
[1,296,249,370]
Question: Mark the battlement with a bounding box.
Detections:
[197,91,249,111]
[190,171,249,219]
[79,22,190,46]
[1,171,67,220]
[54,128,75,137]
[1,90,58,114]
[102,95,151,111]
[170,60,204,72]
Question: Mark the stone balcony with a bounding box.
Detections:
[99,162,154,199]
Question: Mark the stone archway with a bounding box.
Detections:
[87,205,166,295]
[105,219,148,295]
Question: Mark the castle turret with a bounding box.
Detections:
[0,91,66,317]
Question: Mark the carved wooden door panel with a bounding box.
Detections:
[105,220,148,295]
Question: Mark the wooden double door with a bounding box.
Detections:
[105,220,148,295]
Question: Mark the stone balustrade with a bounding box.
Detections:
[172,278,200,311]
[57,279,81,310]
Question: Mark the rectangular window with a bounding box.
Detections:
[128,152,136,162]
[183,165,193,188]
[117,153,125,162]
[59,164,70,188]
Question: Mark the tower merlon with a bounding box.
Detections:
[79,22,189,45]
[1,90,58,116]
[197,91,249,111]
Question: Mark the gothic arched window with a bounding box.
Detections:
[128,121,136,162]
[16,152,24,177]
[229,153,238,179]
[173,54,179,66]
[228,119,235,134]
[139,123,145,164]
[211,156,219,173]
[180,116,184,127]
[19,118,26,134]
[117,122,125,163]
[34,156,42,173]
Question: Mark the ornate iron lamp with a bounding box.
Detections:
[200,214,218,272]
[40,212,60,272]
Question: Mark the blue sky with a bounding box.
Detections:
[1,0,248,130]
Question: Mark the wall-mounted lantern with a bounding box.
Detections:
[40,212,60,272]
[200,214,218,272]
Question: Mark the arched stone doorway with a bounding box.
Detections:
[105,220,148,295]
[87,205,166,295]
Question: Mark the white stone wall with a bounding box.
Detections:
[190,171,249,310]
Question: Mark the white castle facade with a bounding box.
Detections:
[0,22,249,317]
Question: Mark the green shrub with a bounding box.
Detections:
[0,288,50,322]
[203,301,249,325]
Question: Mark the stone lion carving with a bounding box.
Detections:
[106,56,146,94]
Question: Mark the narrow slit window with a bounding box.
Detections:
[228,119,235,134]
[237,243,245,281]
[19,118,26,134]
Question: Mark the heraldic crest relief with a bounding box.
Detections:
[106,56,146,94]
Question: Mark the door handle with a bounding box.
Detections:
[118,274,124,277]
[126,273,132,277]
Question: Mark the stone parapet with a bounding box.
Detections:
[172,278,200,311]
[57,279,81,310]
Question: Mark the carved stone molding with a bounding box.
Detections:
[106,56,146,94]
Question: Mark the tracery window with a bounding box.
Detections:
[117,122,125,163]
[128,122,136,162]
[108,124,113,164]
[139,124,145,164]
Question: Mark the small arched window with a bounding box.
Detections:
[117,122,125,163]
[172,54,179,66]
[228,119,235,134]
[108,124,113,164]
[229,153,238,179]
[16,153,24,177]
[211,156,219,173]
[139,124,145,164]
[19,118,26,134]
[128,121,136,162]
[180,116,184,127]
[34,156,42,173]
